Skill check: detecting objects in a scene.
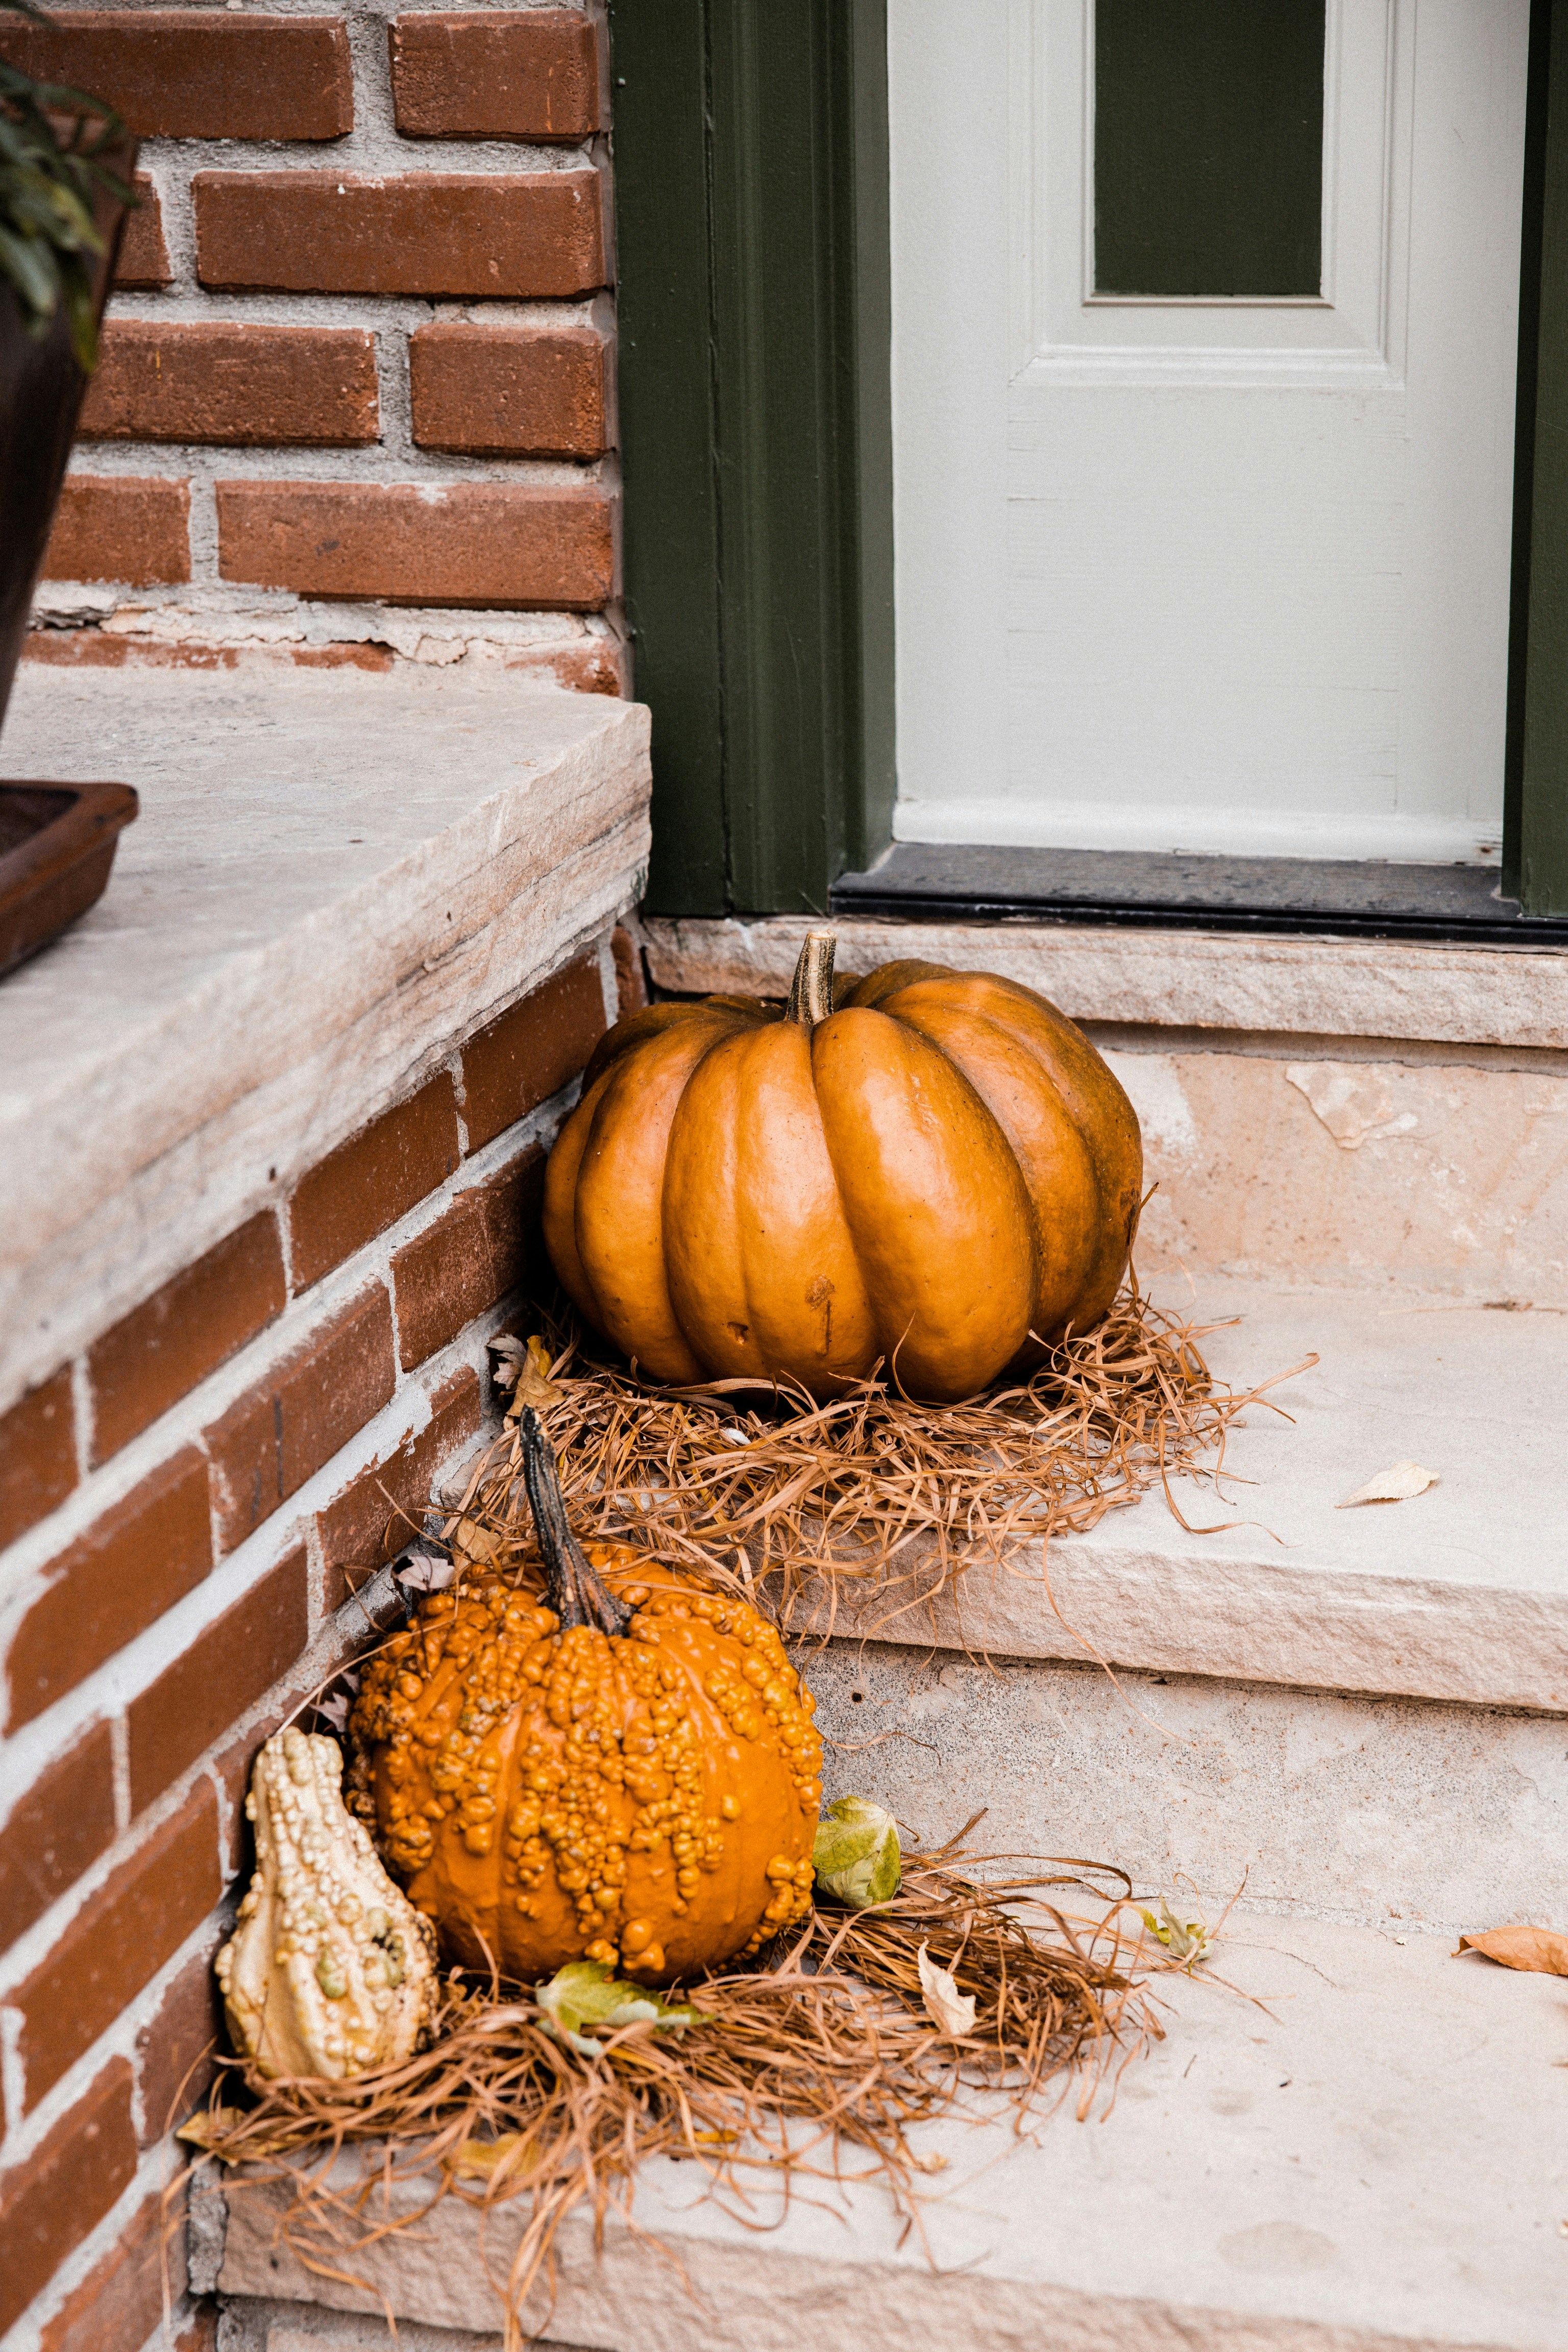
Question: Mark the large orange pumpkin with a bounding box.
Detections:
[544,929,1142,1403]
[347,1411,820,1986]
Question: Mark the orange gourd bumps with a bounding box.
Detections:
[543,933,1143,1403]
[348,1552,821,1986]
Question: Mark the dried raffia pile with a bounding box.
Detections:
[176,1284,1300,2337]
[180,1835,1159,2344]
[439,1281,1310,1645]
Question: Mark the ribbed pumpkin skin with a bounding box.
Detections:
[348,1554,821,1987]
[544,960,1143,1404]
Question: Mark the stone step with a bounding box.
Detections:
[211,1913,1568,2352]
[805,1641,1568,1936]
[639,912,1568,1055]
[791,1275,1565,1715]
[638,913,1568,1317]
[793,1273,1567,1932]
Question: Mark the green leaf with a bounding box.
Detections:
[0,218,57,329]
[535,1960,703,2057]
[61,251,96,370]
[0,33,132,367]
[1137,1896,1215,1969]
[813,1794,901,1908]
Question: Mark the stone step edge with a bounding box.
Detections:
[208,1899,1565,2352]
[638,910,1568,1052]
[211,2244,1399,2352]
[782,1539,1568,1715]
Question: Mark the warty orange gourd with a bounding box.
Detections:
[347,1409,821,1986]
[543,928,1142,1403]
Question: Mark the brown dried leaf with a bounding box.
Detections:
[447,2129,537,2182]
[1455,1925,1568,1976]
[512,1335,566,1415]
[917,1940,977,2037]
[177,2105,296,2159]
[450,1515,508,1570]
[177,2105,247,2149]
[1335,1459,1437,1508]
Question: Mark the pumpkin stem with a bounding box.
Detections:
[517,1406,632,1637]
[787,928,838,1028]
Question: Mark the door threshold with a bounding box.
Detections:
[830,844,1568,947]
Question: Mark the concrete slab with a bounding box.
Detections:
[215,1914,1568,2351]
[0,664,650,1408]
[794,1277,1568,1714]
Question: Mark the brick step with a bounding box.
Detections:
[211,1910,1567,2351]
[795,1274,1565,1933]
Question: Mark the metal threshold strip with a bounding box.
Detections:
[829,845,1568,948]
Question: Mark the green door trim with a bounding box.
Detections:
[1509,0,1568,916]
[615,1,1564,922]
[608,0,895,920]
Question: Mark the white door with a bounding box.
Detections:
[888,0,1530,865]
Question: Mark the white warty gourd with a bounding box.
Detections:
[217,1727,437,2079]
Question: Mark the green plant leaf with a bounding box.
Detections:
[1137,1895,1215,1969]
[535,1961,703,2057]
[0,219,55,327]
[813,1795,901,1908]
[0,23,133,370]
[61,250,94,370]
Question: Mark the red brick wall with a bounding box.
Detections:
[0,936,641,2349]
[6,2,623,691]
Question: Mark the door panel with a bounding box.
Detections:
[889,0,1529,863]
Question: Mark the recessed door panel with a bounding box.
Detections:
[888,0,1528,863]
[1094,0,1326,299]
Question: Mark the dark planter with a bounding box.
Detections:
[0,778,138,975]
[0,137,137,732]
[0,139,140,977]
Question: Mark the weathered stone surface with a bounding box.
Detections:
[641,913,1568,1051]
[221,2301,528,2351]
[216,1915,1568,2349]
[1110,1046,1568,1304]
[808,1642,1568,1934]
[0,666,648,1413]
[787,1277,1568,1716]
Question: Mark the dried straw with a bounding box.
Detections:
[436,1280,1311,1647]
[179,1285,1306,2336]
[181,1836,1159,2345]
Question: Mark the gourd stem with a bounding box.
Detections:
[517,1407,631,1637]
[787,927,838,1027]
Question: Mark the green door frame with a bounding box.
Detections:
[608,0,895,920]
[1508,0,1568,915]
[615,0,1568,922]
